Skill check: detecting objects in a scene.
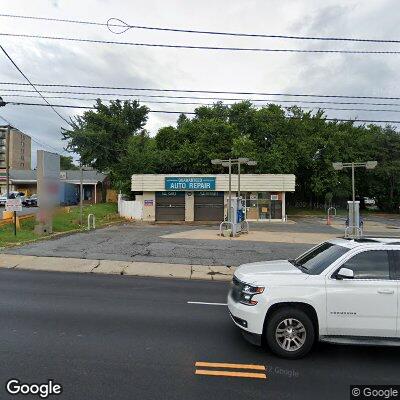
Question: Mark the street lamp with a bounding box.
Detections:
[211,157,257,223]
[332,160,378,236]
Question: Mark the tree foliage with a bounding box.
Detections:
[60,155,78,170]
[62,99,149,191]
[64,100,400,211]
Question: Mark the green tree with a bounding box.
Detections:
[60,155,78,170]
[62,99,149,178]
[64,99,400,210]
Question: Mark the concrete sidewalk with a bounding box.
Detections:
[0,254,235,281]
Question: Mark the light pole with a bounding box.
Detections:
[333,161,378,236]
[211,158,257,223]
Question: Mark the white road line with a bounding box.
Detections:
[187,301,227,306]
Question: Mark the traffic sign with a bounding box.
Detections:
[5,198,22,212]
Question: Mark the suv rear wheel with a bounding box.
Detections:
[265,307,315,359]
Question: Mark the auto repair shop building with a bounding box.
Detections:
[131,174,295,222]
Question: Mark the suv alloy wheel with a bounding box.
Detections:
[265,307,315,359]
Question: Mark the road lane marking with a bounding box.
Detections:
[194,361,267,379]
[195,362,265,371]
[187,301,227,306]
[195,370,266,379]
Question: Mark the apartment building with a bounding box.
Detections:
[0,125,32,193]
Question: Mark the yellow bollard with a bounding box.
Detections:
[15,216,20,229]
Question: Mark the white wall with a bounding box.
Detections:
[118,195,143,220]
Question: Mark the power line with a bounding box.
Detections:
[2,81,400,101]
[5,101,400,124]
[1,13,400,44]
[0,113,68,154]
[4,88,400,108]
[1,32,400,55]
[0,45,71,127]
[4,93,400,114]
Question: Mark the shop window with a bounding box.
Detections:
[243,192,282,220]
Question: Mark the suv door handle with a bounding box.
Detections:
[377,289,395,294]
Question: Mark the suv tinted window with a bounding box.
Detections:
[293,242,349,275]
[342,250,390,280]
[389,250,400,279]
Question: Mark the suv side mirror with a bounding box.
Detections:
[336,267,354,280]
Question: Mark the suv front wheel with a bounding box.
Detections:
[265,307,315,359]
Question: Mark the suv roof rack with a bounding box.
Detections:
[342,237,379,243]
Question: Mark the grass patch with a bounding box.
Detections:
[0,203,123,247]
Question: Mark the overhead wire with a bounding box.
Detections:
[0,45,72,127]
[5,101,400,124]
[1,32,400,55]
[0,113,69,154]
[1,13,400,44]
[4,93,400,114]
[1,81,400,101]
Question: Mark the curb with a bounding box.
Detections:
[0,254,235,281]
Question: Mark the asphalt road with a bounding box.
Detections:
[0,269,398,400]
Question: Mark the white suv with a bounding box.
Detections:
[228,237,400,358]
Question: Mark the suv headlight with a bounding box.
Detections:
[240,283,265,306]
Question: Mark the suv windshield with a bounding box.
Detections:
[290,242,349,275]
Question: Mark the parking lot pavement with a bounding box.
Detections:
[0,269,398,400]
[4,217,400,266]
[4,216,399,266]
[3,221,315,266]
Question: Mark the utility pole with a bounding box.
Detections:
[80,164,84,226]
[5,125,10,199]
[237,161,241,199]
[228,159,232,222]
[351,162,356,236]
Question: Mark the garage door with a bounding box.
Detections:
[194,192,224,221]
[156,192,185,221]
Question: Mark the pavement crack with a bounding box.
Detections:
[90,261,101,273]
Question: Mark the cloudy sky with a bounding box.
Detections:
[0,0,399,167]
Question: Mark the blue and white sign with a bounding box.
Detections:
[165,177,216,191]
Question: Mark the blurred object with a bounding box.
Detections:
[35,151,60,235]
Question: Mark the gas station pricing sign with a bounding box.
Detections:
[165,177,216,191]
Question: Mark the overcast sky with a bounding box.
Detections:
[0,0,399,167]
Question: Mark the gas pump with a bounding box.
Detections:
[221,196,248,236]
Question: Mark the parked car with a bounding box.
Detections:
[25,194,38,207]
[0,193,7,206]
[228,237,400,359]
[0,191,26,206]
